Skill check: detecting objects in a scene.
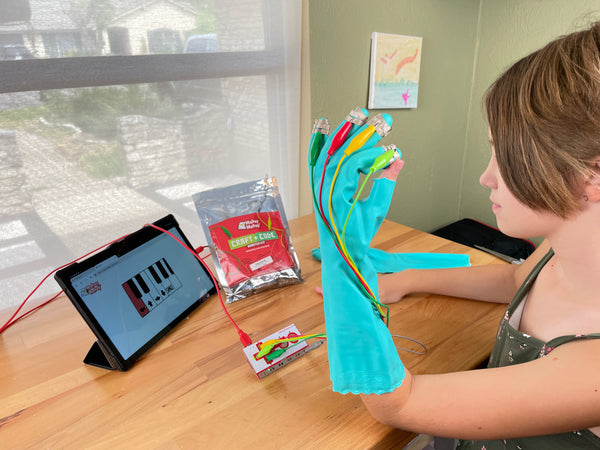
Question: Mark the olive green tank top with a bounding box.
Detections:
[457,250,600,450]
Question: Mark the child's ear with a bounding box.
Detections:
[583,158,600,202]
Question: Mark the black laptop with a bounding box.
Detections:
[54,214,216,371]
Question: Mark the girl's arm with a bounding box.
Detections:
[361,338,600,439]
[378,240,551,304]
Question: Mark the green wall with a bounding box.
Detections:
[308,0,481,232]
[307,0,600,236]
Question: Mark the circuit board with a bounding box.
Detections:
[242,323,324,379]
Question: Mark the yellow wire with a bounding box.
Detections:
[326,132,384,315]
[327,124,376,249]
[327,154,347,247]
[256,333,326,358]
[328,156,365,283]
[339,172,390,321]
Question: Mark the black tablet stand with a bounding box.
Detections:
[83,341,119,370]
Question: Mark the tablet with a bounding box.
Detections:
[54,214,216,371]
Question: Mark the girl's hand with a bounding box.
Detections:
[317,271,411,304]
[317,271,412,304]
[378,271,411,304]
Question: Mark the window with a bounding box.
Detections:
[0,0,301,309]
[41,32,83,58]
[147,29,183,54]
[107,27,131,55]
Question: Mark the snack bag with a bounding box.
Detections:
[193,177,302,303]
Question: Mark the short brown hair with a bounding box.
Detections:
[484,21,600,218]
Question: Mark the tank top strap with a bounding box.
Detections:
[541,333,600,357]
[506,249,554,316]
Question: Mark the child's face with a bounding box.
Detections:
[479,131,560,239]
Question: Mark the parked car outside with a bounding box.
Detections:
[183,33,218,53]
[0,44,34,60]
[174,33,222,105]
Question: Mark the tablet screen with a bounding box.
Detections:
[55,215,216,370]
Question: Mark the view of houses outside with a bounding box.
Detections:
[1,0,220,58]
[0,0,296,310]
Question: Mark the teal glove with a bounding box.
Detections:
[309,110,405,394]
[367,248,469,273]
[311,247,470,273]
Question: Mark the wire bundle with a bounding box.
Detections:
[309,110,397,325]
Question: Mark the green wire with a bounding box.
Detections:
[340,170,392,327]
[341,172,373,245]
[310,147,390,326]
[311,166,378,304]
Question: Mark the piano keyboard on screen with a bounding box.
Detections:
[121,259,182,317]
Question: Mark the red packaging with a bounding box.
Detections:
[194,178,302,303]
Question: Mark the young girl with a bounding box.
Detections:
[365,21,600,449]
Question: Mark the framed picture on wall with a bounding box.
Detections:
[368,32,423,109]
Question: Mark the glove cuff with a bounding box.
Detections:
[319,232,405,394]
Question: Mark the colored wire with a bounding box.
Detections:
[392,334,428,355]
[255,211,287,249]
[256,333,327,359]
[214,248,243,276]
[327,123,377,244]
[328,154,378,303]
[321,131,399,322]
[327,121,352,155]
[336,150,399,323]
[1,221,329,356]
[0,232,132,334]
[340,149,398,243]
[0,292,63,333]
[341,172,373,245]
[315,156,376,301]
[311,126,385,313]
[151,224,329,354]
[341,147,398,245]
[309,129,324,166]
[146,224,252,347]
[0,221,250,350]
[326,154,348,244]
[326,153,381,316]
[311,156,374,300]
[339,171,390,324]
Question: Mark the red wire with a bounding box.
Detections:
[0,292,63,333]
[1,224,252,348]
[145,224,252,347]
[0,233,131,334]
[327,121,352,156]
[316,155,373,297]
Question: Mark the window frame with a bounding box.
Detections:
[0,50,284,93]
[0,1,299,216]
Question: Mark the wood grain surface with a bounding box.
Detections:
[0,215,506,449]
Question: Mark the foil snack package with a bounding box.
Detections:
[193,177,302,303]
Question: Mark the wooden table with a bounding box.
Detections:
[0,215,506,449]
